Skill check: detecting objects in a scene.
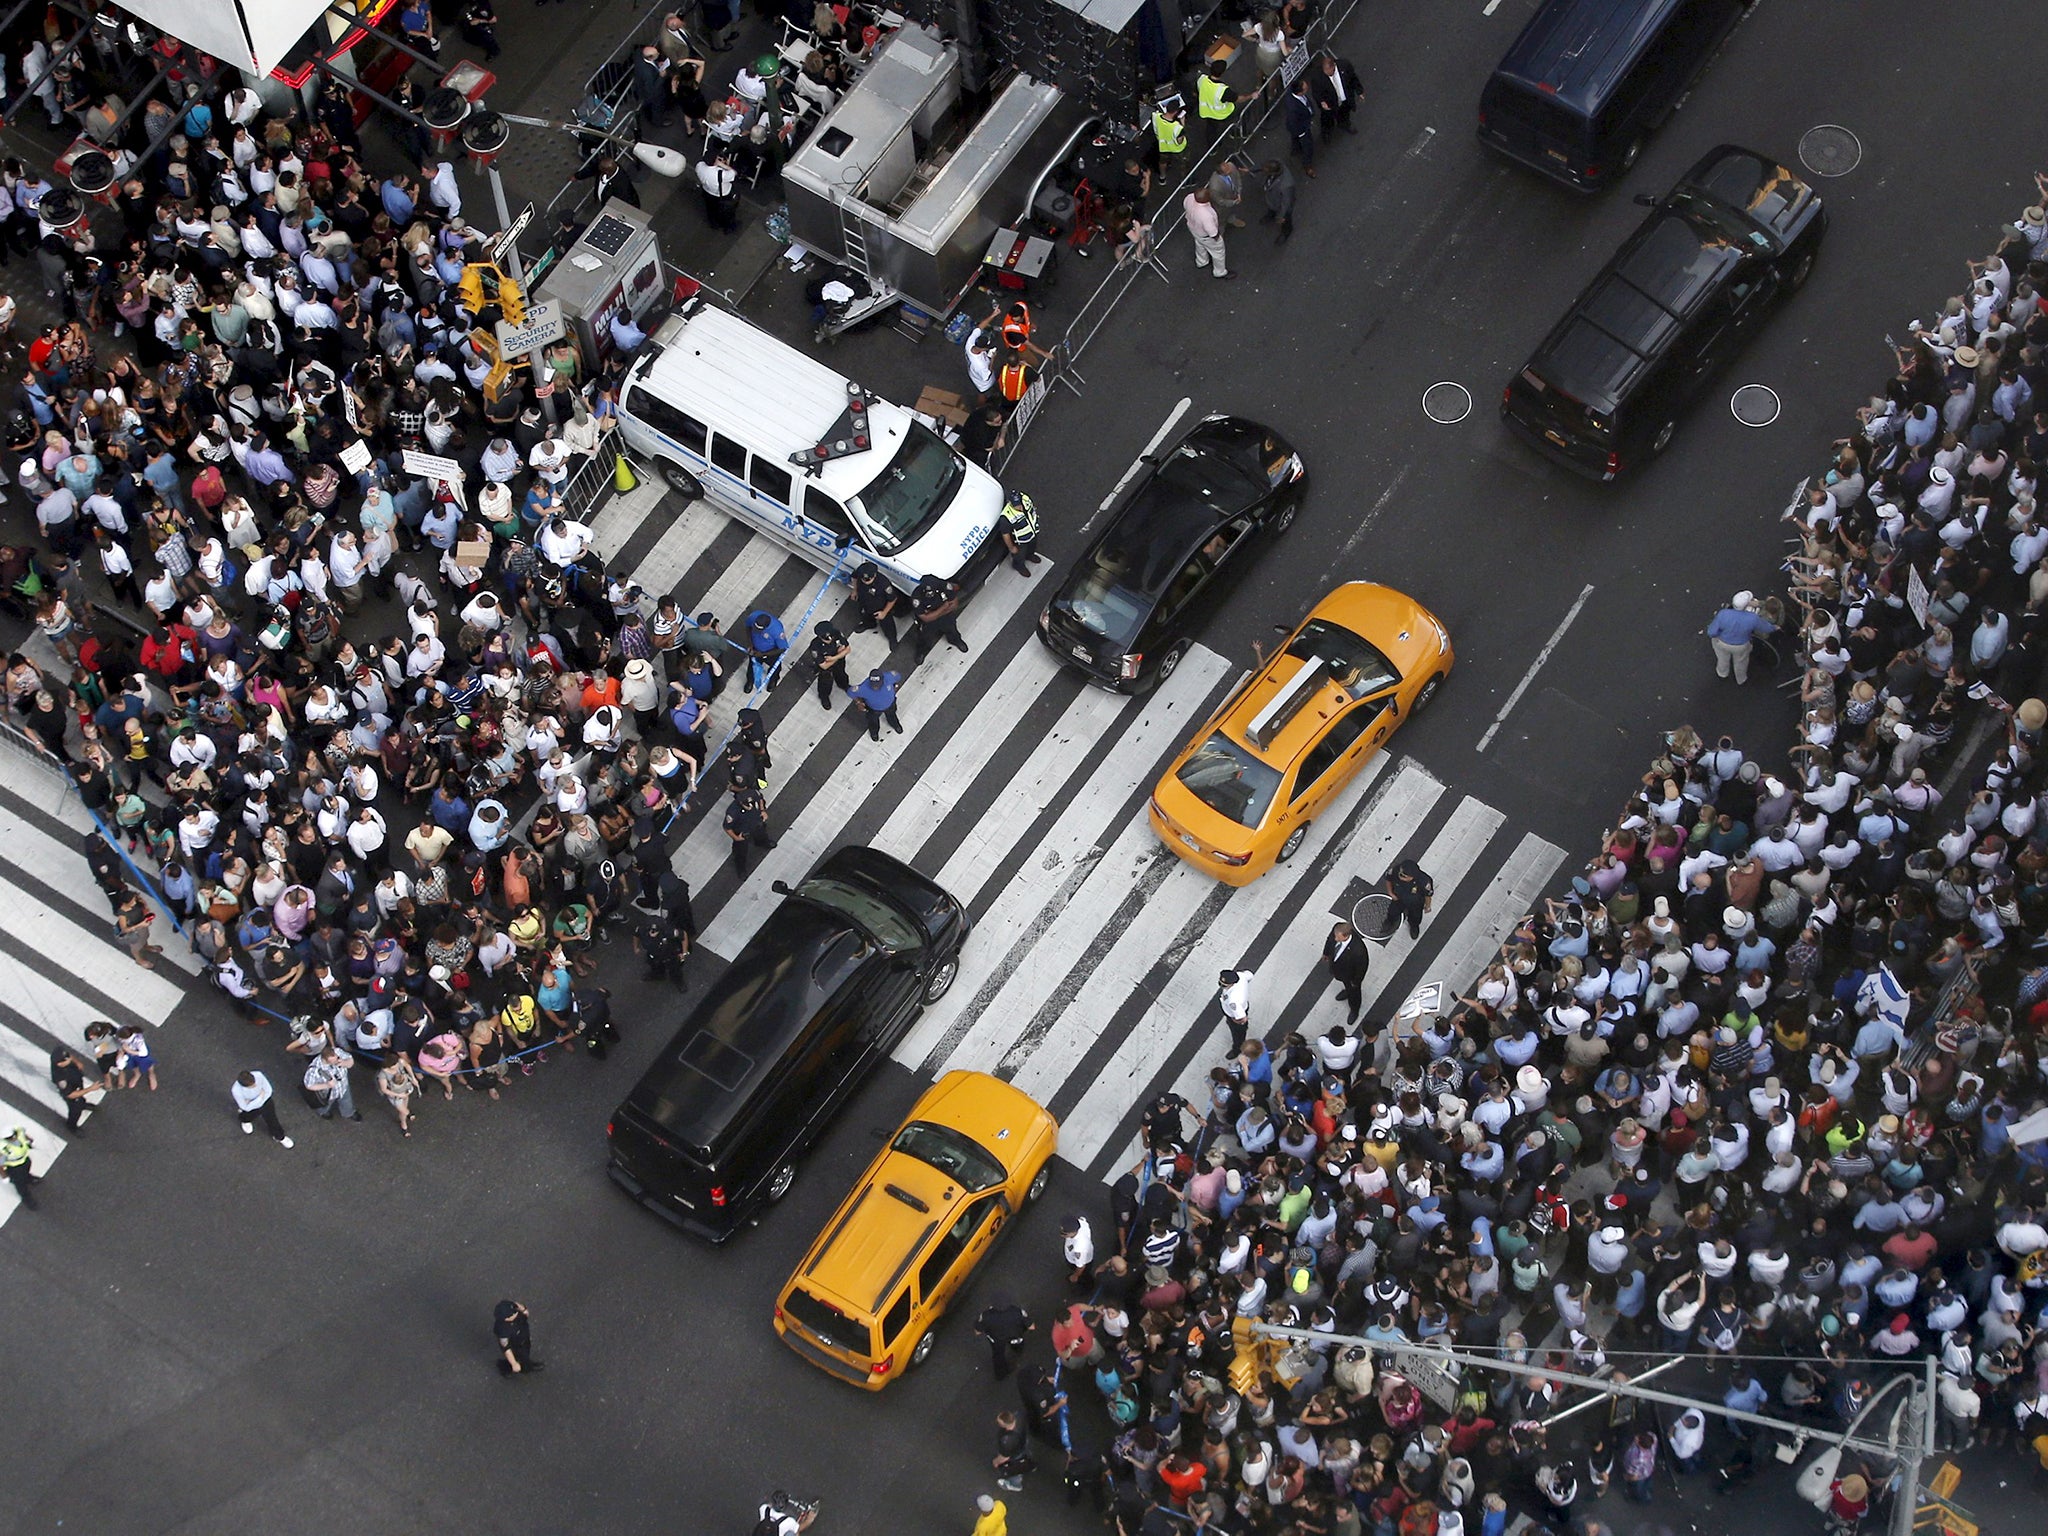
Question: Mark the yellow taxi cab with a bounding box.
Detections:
[772,1071,1057,1390]
[1148,582,1452,885]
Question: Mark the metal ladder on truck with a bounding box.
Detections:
[817,200,908,343]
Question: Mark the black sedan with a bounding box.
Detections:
[1037,415,1306,693]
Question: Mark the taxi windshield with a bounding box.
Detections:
[1175,733,1282,828]
[853,423,965,554]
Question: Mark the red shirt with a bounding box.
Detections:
[27,335,55,371]
[1156,1459,1205,1508]
[141,624,198,678]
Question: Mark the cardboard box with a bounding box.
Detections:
[916,385,970,428]
[454,539,492,567]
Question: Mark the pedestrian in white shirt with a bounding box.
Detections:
[1217,968,1253,1052]
[232,1070,293,1145]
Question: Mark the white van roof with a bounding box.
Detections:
[640,304,913,505]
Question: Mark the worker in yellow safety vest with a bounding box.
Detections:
[1151,97,1187,163]
[1197,60,1242,127]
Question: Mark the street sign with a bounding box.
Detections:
[485,201,534,265]
[496,299,566,357]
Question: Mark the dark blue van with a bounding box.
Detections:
[1478,0,1747,190]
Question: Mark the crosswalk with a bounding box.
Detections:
[598,480,1570,1177]
[0,764,204,1228]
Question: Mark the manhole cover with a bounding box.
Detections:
[1422,381,1472,424]
[1731,383,1781,428]
[1798,125,1861,178]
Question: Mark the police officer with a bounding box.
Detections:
[848,667,904,740]
[576,984,619,1056]
[807,620,853,706]
[2,1124,38,1208]
[911,574,969,659]
[48,1046,94,1131]
[721,740,766,796]
[852,561,901,646]
[723,786,778,875]
[1000,491,1041,575]
[1385,857,1435,940]
[734,706,773,774]
[744,607,788,691]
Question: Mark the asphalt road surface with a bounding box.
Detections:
[5,1,2048,1534]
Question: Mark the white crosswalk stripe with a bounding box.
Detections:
[696,561,1053,958]
[587,506,1577,1177]
[0,776,210,1228]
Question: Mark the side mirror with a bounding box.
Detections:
[771,879,793,895]
[1633,193,1658,208]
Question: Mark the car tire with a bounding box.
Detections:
[1650,419,1676,456]
[910,1328,937,1367]
[1414,673,1445,714]
[1277,823,1308,863]
[766,1162,796,1202]
[1788,251,1815,290]
[921,955,960,1005]
[1026,1163,1050,1203]
[662,463,703,499]
[1145,640,1189,692]
[1270,500,1298,534]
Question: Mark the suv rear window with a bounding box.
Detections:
[784,1288,869,1354]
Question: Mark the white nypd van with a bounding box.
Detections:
[616,298,1003,589]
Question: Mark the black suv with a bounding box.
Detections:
[606,846,968,1241]
[1038,415,1306,693]
[1501,145,1827,479]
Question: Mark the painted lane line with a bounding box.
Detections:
[1339,464,1412,563]
[897,646,1233,1071]
[1082,397,1194,534]
[1475,582,1594,753]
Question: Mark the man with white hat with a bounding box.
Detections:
[1706,591,1776,684]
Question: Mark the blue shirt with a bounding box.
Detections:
[381,180,416,223]
[849,671,900,711]
[746,611,787,655]
[1707,607,1777,645]
[429,792,471,833]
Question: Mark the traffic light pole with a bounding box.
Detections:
[1250,1323,1929,1515]
[482,161,556,425]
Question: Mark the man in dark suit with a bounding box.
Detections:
[1284,79,1317,178]
[1324,920,1368,1023]
[1308,55,1362,140]
[576,154,640,209]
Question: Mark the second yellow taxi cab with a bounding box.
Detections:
[773,1071,1057,1390]
[1148,582,1452,885]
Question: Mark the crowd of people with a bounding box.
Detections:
[980,196,2048,1536]
[0,10,850,1143]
